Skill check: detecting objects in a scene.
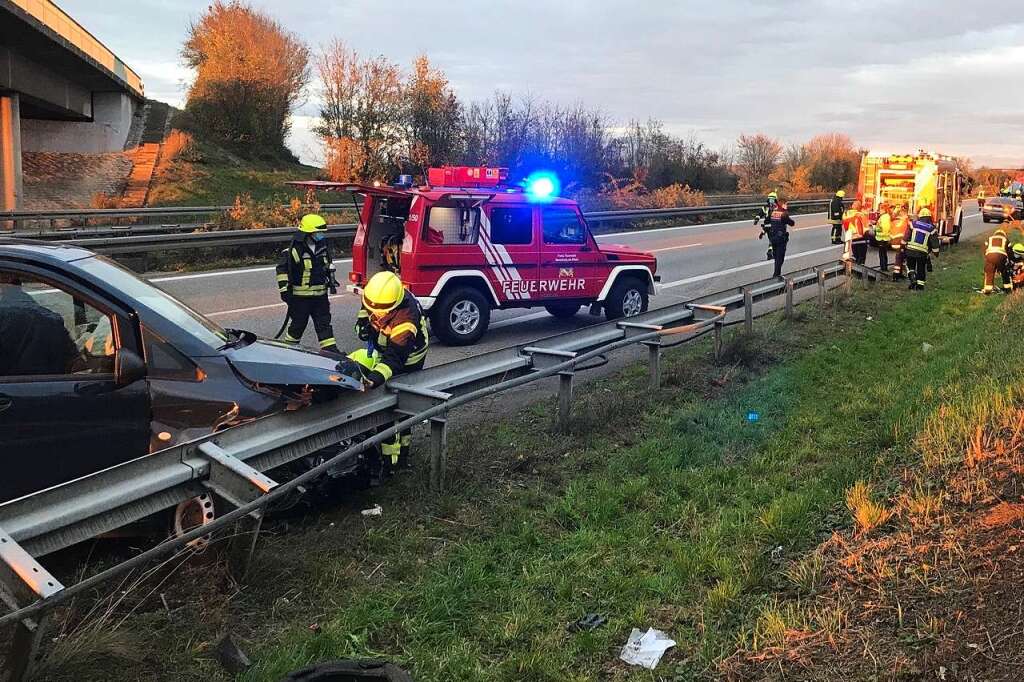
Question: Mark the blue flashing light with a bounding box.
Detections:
[524,171,560,202]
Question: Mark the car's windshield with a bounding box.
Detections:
[76,256,228,348]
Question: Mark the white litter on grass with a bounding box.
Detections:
[922,342,934,353]
[619,628,676,670]
[360,505,383,517]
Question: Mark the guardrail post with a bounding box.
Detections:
[743,287,753,333]
[0,527,65,682]
[389,383,453,494]
[714,321,724,360]
[817,269,826,309]
[844,259,853,293]
[429,418,448,493]
[558,371,574,430]
[644,341,662,389]
[784,277,795,318]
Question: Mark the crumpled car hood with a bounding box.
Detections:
[224,339,362,391]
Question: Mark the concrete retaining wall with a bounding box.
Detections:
[21,92,136,154]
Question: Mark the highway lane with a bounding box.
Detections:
[151,206,986,365]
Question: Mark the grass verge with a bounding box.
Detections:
[35,236,1023,681]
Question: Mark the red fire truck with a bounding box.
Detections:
[291,167,658,345]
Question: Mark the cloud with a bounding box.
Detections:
[57,0,1024,167]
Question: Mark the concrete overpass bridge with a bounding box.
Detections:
[1,0,144,211]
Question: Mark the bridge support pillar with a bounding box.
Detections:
[0,93,23,221]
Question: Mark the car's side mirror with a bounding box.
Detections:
[115,348,147,387]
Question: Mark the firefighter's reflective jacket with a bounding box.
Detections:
[828,195,844,225]
[276,237,333,297]
[986,233,1008,256]
[905,219,934,253]
[355,294,429,387]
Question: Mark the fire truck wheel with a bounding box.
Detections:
[432,286,490,345]
[544,303,581,319]
[604,277,649,320]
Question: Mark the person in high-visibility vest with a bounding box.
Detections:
[982,228,1012,294]
[842,201,868,264]
[873,202,893,274]
[1009,242,1024,290]
[977,188,986,209]
[903,207,935,290]
[892,205,910,279]
[828,190,845,244]
[342,271,429,479]
[275,214,340,353]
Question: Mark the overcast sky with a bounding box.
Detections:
[62,0,1024,168]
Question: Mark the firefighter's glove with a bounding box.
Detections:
[335,358,370,390]
[279,291,291,303]
[758,231,764,240]
[355,318,372,342]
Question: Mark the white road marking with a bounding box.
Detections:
[651,242,703,253]
[597,211,827,239]
[149,259,353,284]
[490,311,550,330]
[659,245,842,289]
[207,294,347,318]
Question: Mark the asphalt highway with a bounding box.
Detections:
[151,205,987,366]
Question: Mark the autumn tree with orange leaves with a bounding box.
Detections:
[181,1,309,157]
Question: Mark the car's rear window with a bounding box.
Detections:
[423,206,480,245]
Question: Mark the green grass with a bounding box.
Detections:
[147,138,323,207]
[40,237,1024,681]
[224,241,1024,681]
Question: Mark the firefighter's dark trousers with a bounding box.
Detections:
[906,250,928,288]
[374,357,425,476]
[983,252,1011,292]
[852,238,869,265]
[875,239,890,273]
[284,295,337,350]
[770,236,787,278]
[829,222,842,244]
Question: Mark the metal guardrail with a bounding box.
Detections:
[0,199,838,256]
[0,259,880,680]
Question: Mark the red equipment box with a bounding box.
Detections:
[427,166,508,188]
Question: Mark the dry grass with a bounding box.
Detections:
[845,481,894,535]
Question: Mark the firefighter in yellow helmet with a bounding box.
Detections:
[982,227,1012,294]
[828,190,846,244]
[344,271,429,479]
[275,214,339,352]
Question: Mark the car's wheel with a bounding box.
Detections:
[604,276,649,320]
[983,216,990,223]
[544,303,581,319]
[432,286,491,345]
[172,494,216,550]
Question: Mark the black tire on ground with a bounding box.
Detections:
[982,216,990,223]
[603,276,649,321]
[431,286,491,346]
[544,303,581,319]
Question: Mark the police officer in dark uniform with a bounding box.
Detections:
[763,199,795,279]
[275,213,340,353]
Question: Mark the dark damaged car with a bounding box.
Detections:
[0,239,362,510]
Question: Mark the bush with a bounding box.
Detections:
[211,192,319,231]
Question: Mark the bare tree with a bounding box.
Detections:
[735,133,783,193]
[315,40,404,181]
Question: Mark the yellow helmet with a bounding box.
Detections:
[363,271,405,315]
[299,213,327,233]
[836,190,846,198]
[918,207,932,218]
[768,190,778,199]
[995,228,1007,236]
